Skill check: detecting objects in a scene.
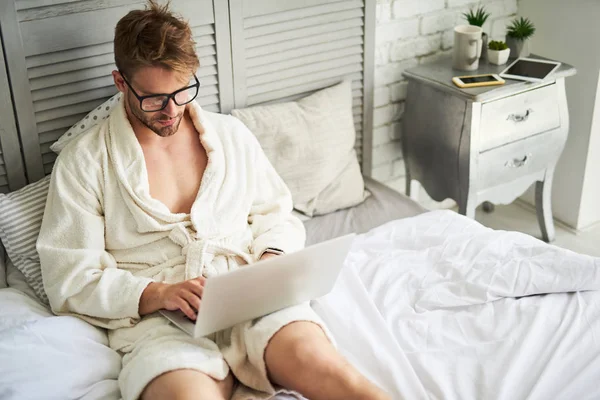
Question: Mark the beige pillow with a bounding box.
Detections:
[232,80,368,217]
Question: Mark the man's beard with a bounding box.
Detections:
[128,95,182,137]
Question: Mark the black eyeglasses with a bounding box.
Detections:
[120,71,200,112]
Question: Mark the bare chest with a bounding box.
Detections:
[143,138,208,214]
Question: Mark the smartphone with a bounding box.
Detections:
[452,74,505,88]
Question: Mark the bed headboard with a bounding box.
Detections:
[0,0,375,192]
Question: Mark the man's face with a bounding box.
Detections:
[121,67,193,137]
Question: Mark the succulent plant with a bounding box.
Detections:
[488,40,508,51]
[463,7,490,27]
[506,17,536,40]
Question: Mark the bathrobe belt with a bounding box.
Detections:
[168,224,254,280]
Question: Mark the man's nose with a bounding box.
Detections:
[162,98,180,117]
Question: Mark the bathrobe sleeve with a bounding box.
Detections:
[37,156,153,329]
[243,124,306,259]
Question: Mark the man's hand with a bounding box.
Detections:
[139,277,206,320]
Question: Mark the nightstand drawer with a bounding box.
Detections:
[478,131,564,189]
[479,84,561,151]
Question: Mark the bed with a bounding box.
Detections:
[2,1,600,400]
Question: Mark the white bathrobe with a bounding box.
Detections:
[37,97,329,400]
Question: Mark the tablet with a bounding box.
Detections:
[499,58,561,82]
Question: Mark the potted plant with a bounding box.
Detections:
[487,40,510,65]
[506,17,535,58]
[463,7,491,60]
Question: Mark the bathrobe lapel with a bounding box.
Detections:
[106,96,227,238]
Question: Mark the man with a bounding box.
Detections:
[37,1,390,399]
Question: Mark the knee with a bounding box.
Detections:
[270,322,335,368]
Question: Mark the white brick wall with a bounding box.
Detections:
[393,0,445,19]
[373,0,518,210]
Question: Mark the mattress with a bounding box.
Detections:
[4,211,600,399]
[303,176,426,246]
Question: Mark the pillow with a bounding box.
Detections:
[6,254,40,301]
[0,176,51,304]
[50,93,121,154]
[232,80,368,217]
[0,243,7,289]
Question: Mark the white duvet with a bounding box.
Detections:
[338,210,600,399]
[0,289,120,399]
[3,210,600,400]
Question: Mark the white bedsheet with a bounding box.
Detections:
[346,210,600,399]
[2,210,600,400]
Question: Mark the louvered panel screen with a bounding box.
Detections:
[0,153,10,194]
[3,0,231,181]
[0,33,28,192]
[231,0,374,170]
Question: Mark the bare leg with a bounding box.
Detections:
[141,369,234,400]
[265,321,391,400]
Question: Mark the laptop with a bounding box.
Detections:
[160,233,356,337]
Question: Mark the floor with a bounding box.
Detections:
[457,201,600,258]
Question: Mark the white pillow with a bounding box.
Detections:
[232,80,368,217]
[50,93,121,154]
[0,176,51,304]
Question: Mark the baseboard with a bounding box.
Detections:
[576,219,600,233]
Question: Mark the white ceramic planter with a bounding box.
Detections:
[487,48,510,65]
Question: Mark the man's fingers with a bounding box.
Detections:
[186,279,205,298]
[193,276,207,286]
[181,290,201,312]
[177,299,197,321]
[189,284,204,298]
[162,279,205,320]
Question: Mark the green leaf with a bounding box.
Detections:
[463,6,490,27]
[488,40,508,51]
[506,17,536,39]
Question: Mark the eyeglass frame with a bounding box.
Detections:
[119,71,200,112]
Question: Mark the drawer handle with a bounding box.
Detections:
[505,154,532,168]
[507,109,534,123]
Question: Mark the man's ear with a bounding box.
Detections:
[112,70,126,93]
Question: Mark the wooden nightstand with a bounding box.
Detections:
[401,56,576,242]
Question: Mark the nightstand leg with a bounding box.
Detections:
[459,197,476,219]
[536,173,555,243]
[482,201,495,213]
[406,177,420,202]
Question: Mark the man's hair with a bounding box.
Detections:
[114,0,199,78]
